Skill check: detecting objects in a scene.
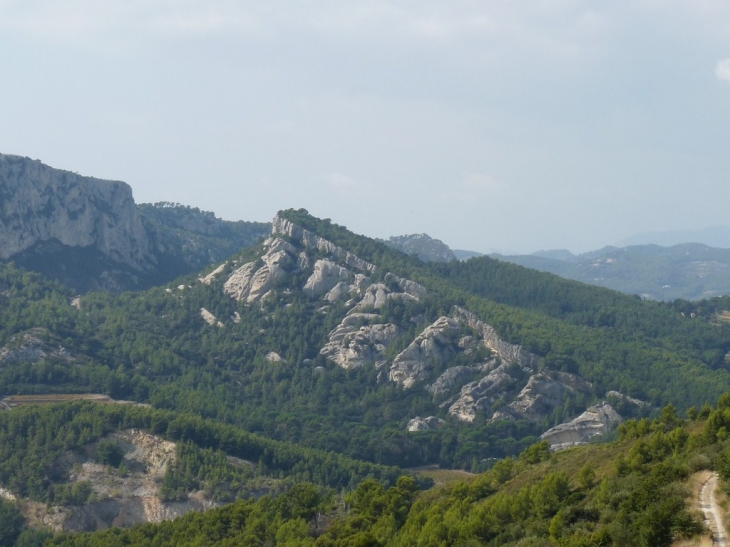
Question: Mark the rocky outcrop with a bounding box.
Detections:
[200,308,224,328]
[320,314,399,369]
[0,329,72,367]
[501,372,593,422]
[428,366,479,400]
[272,215,377,273]
[198,263,227,285]
[540,402,622,451]
[386,274,427,300]
[303,260,351,297]
[389,317,461,389]
[223,238,297,303]
[606,391,649,408]
[453,307,541,369]
[26,429,221,533]
[406,416,446,431]
[0,153,153,269]
[448,360,519,422]
[266,352,284,363]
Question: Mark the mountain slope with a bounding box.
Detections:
[381,233,456,262]
[46,399,730,547]
[3,209,730,473]
[495,243,730,301]
[0,154,269,292]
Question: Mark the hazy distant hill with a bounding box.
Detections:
[495,243,730,301]
[381,233,456,262]
[619,226,730,248]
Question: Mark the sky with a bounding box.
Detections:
[1,1,729,254]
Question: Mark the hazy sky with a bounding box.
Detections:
[1,1,729,254]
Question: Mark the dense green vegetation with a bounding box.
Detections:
[2,209,730,472]
[46,397,730,547]
[138,201,270,275]
[0,402,401,506]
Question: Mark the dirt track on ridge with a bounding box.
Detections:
[700,473,729,546]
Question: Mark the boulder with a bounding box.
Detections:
[200,308,224,328]
[0,329,73,367]
[198,263,227,285]
[541,402,622,450]
[265,352,284,363]
[406,416,446,432]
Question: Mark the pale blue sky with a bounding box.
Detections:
[1,1,729,253]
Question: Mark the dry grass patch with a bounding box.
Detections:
[672,537,714,547]
[409,465,476,487]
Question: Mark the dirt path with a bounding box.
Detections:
[700,473,729,546]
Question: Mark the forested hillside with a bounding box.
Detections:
[1,209,730,474]
[42,396,730,547]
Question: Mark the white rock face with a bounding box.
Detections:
[541,402,622,450]
[448,360,518,422]
[407,416,446,432]
[320,314,399,369]
[303,260,351,297]
[272,215,377,273]
[325,281,350,302]
[356,284,391,310]
[223,238,297,303]
[428,366,478,400]
[29,429,222,533]
[348,281,420,314]
[198,263,227,285]
[265,351,284,363]
[606,391,649,407]
[453,307,542,369]
[0,153,153,269]
[389,317,461,389]
[386,274,427,300]
[200,308,223,328]
[0,329,72,367]
[501,372,592,422]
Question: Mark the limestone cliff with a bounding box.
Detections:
[0,154,153,268]
[0,154,269,292]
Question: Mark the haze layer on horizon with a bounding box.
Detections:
[1,1,729,254]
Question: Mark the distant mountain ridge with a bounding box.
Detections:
[495,243,730,301]
[380,233,457,262]
[619,225,730,248]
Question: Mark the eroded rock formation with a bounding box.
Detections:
[0,153,153,269]
[540,402,622,450]
[389,317,462,389]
